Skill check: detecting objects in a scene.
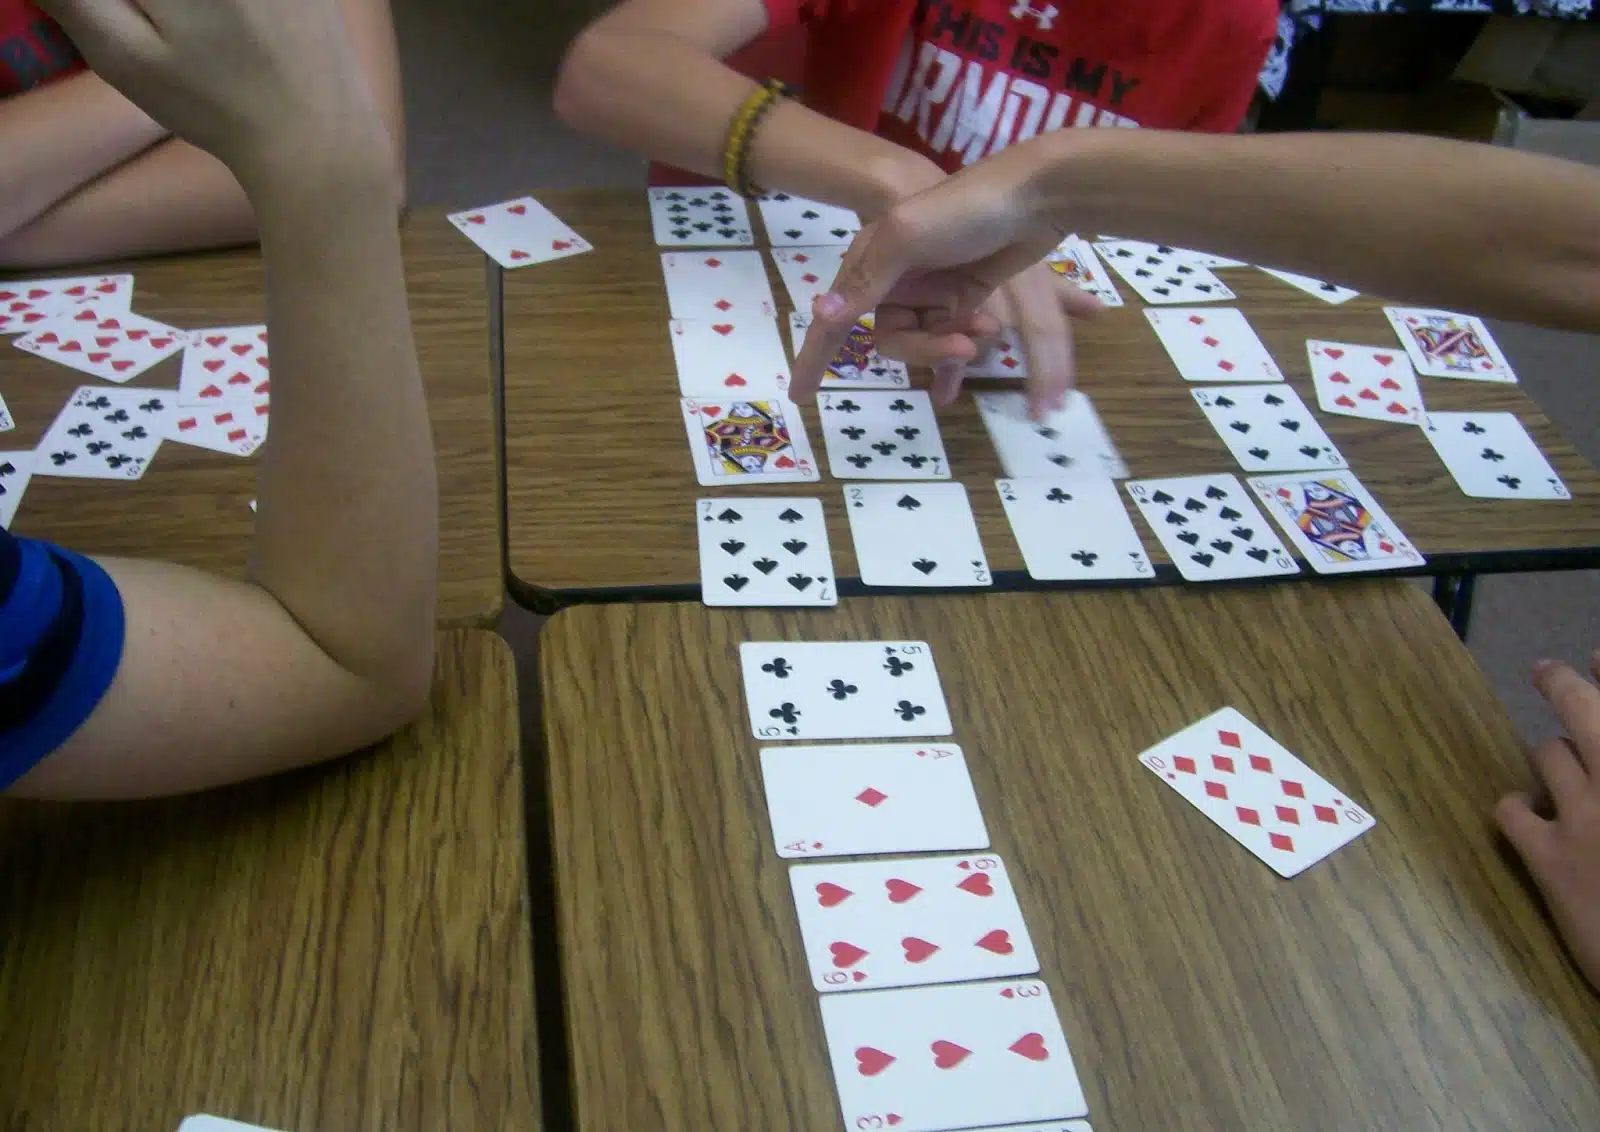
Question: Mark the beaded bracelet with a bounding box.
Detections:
[722,78,791,199]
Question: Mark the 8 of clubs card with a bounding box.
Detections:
[789,312,910,389]
[35,386,171,480]
[739,640,953,742]
[697,496,837,606]
[680,397,819,485]
[844,482,993,589]
[1249,471,1424,575]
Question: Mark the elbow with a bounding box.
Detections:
[363,633,437,744]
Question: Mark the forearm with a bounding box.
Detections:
[247,165,437,686]
[0,70,166,239]
[556,27,939,215]
[1026,130,1600,332]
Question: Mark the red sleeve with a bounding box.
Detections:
[1187,1,1278,133]
[760,0,804,29]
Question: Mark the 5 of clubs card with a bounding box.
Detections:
[1249,471,1424,574]
[739,640,953,742]
[680,397,819,485]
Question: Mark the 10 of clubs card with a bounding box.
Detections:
[680,397,819,485]
[697,496,837,606]
[1384,306,1515,382]
[997,477,1153,582]
[1249,471,1424,575]
[789,312,910,389]
[760,742,988,858]
[647,186,754,247]
[844,483,992,589]
[819,979,1089,1132]
[818,390,950,480]
[789,854,1040,992]
[1423,411,1569,500]
[739,640,953,742]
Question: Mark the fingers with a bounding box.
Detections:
[1533,659,1600,775]
[790,219,917,403]
[1530,735,1590,817]
[34,0,159,63]
[1495,790,1555,873]
[1006,268,1074,419]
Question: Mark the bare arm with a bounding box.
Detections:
[553,0,942,214]
[0,0,406,269]
[0,69,165,239]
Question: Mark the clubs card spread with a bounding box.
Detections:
[1045,235,1123,307]
[1384,307,1515,382]
[1095,239,1235,304]
[739,640,953,742]
[662,250,776,320]
[1307,341,1423,425]
[0,273,132,334]
[790,855,1039,992]
[1249,472,1424,574]
[1139,707,1376,877]
[760,742,988,858]
[178,325,270,407]
[1192,385,1345,472]
[0,451,33,529]
[975,391,1127,480]
[669,316,789,397]
[647,186,754,247]
[14,304,185,383]
[844,483,992,589]
[818,390,950,480]
[819,979,1089,1132]
[997,477,1153,582]
[447,196,591,268]
[966,331,1028,379]
[771,246,845,311]
[1258,267,1359,304]
[1423,411,1569,500]
[697,496,837,606]
[35,386,171,480]
[163,403,268,456]
[789,311,910,389]
[1144,308,1283,383]
[1125,474,1299,582]
[680,397,819,485]
[759,191,861,246]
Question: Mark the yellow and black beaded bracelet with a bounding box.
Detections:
[722,78,791,199]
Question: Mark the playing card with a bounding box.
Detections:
[818,390,950,480]
[13,305,185,383]
[1307,340,1423,425]
[0,391,11,433]
[697,496,837,606]
[177,1118,286,1132]
[680,397,819,485]
[1258,267,1359,304]
[662,250,776,320]
[758,191,861,246]
[789,312,910,389]
[1139,707,1376,877]
[1423,411,1569,500]
[178,325,270,406]
[996,477,1153,582]
[1044,235,1123,307]
[1192,385,1345,472]
[771,246,845,311]
[791,855,1039,993]
[0,451,34,529]
[1125,474,1300,582]
[1144,309,1283,383]
[1249,471,1424,574]
[669,317,789,397]
[739,640,953,742]
[974,391,1127,480]
[0,274,133,334]
[1095,240,1235,304]
[820,979,1089,1132]
[34,386,171,480]
[647,186,754,247]
[162,403,268,456]
[447,196,591,268]
[1175,248,1248,270]
[845,483,992,589]
[760,742,988,858]
[1384,307,1515,382]
[965,331,1027,379]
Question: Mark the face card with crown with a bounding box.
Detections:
[789,312,910,389]
[1045,235,1123,307]
[680,397,819,485]
[1139,707,1376,877]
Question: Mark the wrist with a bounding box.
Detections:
[862,150,945,217]
[246,151,400,230]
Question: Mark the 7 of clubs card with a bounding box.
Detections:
[817,390,950,480]
[680,397,819,485]
[739,640,953,742]
[1249,471,1424,574]
[844,482,992,588]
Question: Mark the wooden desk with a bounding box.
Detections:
[1,208,503,627]
[0,630,538,1131]
[539,587,1600,1131]
[503,189,1600,605]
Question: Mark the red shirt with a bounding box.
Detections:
[0,0,83,97]
[763,0,1277,172]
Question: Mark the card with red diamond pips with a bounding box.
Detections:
[1139,707,1376,878]
[447,196,591,268]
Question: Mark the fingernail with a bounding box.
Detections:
[816,293,845,318]
[934,360,963,382]
[1533,658,1557,676]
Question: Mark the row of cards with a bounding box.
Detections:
[646,186,863,248]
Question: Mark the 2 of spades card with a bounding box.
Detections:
[844,483,992,589]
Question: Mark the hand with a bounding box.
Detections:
[35,0,391,188]
[1496,655,1600,993]
[790,148,1102,418]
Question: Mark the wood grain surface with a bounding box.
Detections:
[503,189,1600,601]
[0,208,503,626]
[0,630,539,1132]
[539,587,1600,1132]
